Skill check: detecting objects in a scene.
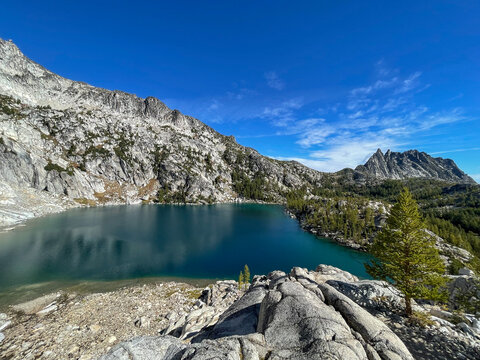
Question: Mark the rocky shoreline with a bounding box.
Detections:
[0,198,280,233]
[285,208,370,251]
[286,208,476,271]
[1,265,479,360]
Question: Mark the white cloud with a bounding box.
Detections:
[263,98,303,126]
[375,59,396,77]
[267,63,468,172]
[296,125,335,147]
[417,109,465,130]
[309,135,398,171]
[471,174,480,183]
[449,93,464,101]
[226,88,256,100]
[430,147,480,155]
[207,99,220,111]
[394,71,422,94]
[264,71,285,90]
[382,97,407,111]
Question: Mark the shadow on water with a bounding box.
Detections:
[0,204,371,306]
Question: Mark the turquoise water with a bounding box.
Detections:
[0,204,371,292]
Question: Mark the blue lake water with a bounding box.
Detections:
[0,204,371,298]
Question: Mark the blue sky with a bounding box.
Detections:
[1,1,479,180]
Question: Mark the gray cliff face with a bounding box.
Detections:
[0,39,323,226]
[355,148,476,184]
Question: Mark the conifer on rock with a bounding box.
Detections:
[238,271,244,289]
[243,264,250,285]
[365,188,447,317]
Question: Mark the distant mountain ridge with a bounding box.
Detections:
[355,149,476,184]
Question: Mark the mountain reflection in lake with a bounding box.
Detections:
[0,204,371,291]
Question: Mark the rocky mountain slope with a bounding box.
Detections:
[0,39,322,227]
[0,38,477,228]
[355,148,476,184]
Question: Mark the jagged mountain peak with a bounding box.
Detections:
[356,148,476,184]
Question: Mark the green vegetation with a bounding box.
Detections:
[44,161,66,173]
[287,189,376,243]
[152,145,169,175]
[455,277,480,315]
[196,194,215,204]
[157,183,188,204]
[83,145,111,158]
[44,161,74,176]
[425,215,480,257]
[448,258,465,275]
[409,311,436,327]
[238,264,251,290]
[285,178,480,272]
[113,133,135,165]
[205,153,214,173]
[0,94,24,119]
[243,264,250,284]
[365,189,447,317]
[66,144,77,157]
[232,169,268,200]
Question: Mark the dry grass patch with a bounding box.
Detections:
[94,181,125,204]
[138,178,158,198]
[74,198,97,206]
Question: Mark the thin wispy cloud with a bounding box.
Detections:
[262,98,303,126]
[266,63,468,172]
[394,71,422,94]
[207,99,220,111]
[448,93,464,102]
[471,174,480,183]
[226,88,256,100]
[375,59,396,77]
[164,86,260,125]
[430,147,480,155]
[264,71,285,90]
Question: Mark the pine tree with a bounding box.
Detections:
[365,188,447,317]
[243,264,250,286]
[456,277,480,314]
[238,271,244,289]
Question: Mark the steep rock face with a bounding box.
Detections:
[355,149,476,184]
[0,39,323,226]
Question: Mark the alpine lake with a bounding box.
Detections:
[0,204,371,307]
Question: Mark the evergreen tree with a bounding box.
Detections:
[456,277,480,315]
[365,188,447,317]
[238,271,244,289]
[243,264,250,285]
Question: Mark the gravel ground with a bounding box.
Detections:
[0,282,205,360]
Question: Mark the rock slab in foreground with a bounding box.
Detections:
[100,267,413,360]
